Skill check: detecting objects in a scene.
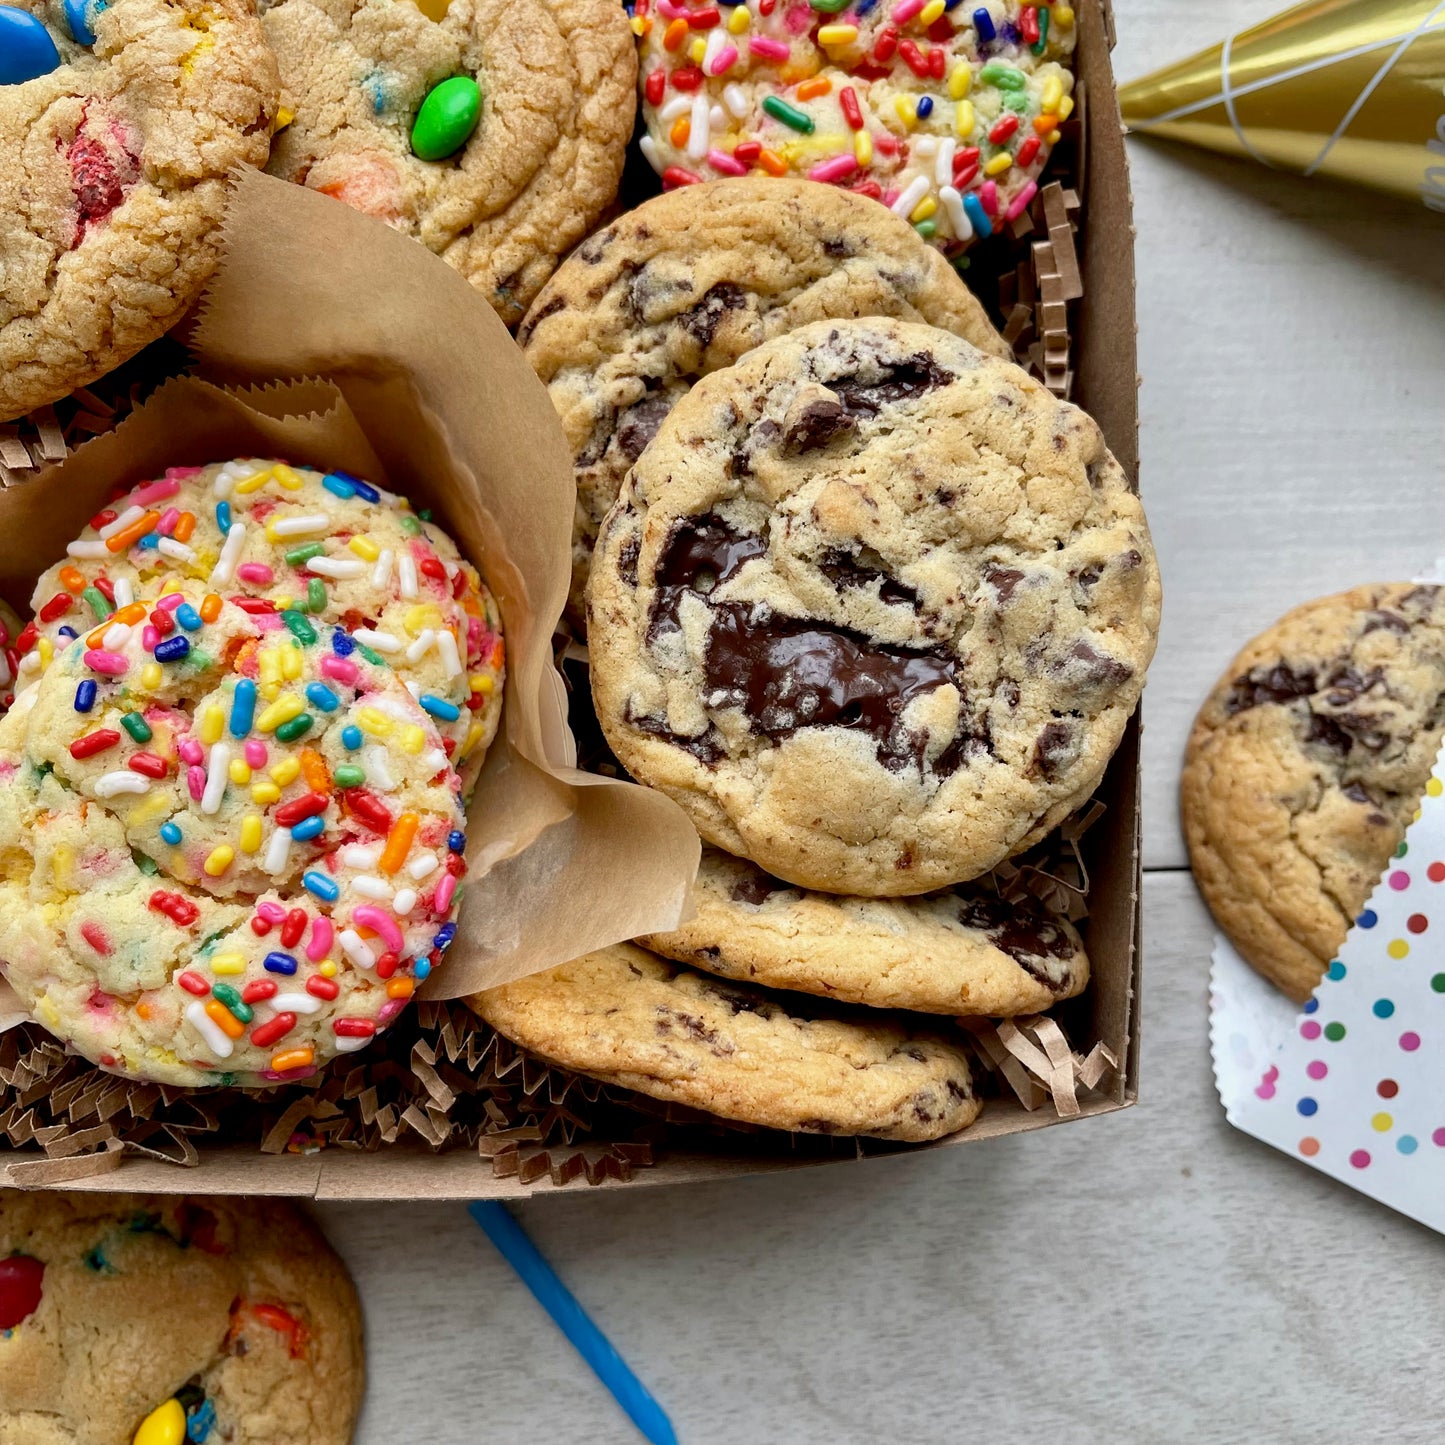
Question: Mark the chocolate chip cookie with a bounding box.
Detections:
[0,1190,363,1445]
[0,0,280,420]
[1183,583,1445,1002]
[639,845,1087,1015]
[262,0,636,326]
[517,177,1011,623]
[588,317,1160,896]
[470,941,980,1140]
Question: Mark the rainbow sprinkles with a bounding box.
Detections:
[635,0,1076,251]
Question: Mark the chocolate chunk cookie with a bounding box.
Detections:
[0,0,280,420]
[517,178,1011,624]
[262,0,636,326]
[639,846,1087,1015]
[587,318,1160,896]
[0,1191,363,1444]
[1182,583,1445,1001]
[470,941,980,1140]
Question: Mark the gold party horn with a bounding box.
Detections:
[1119,0,1445,212]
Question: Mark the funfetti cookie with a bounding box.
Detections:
[0,1191,363,1445]
[0,592,468,1087]
[26,459,505,798]
[518,177,1011,625]
[635,0,1074,251]
[640,845,1087,1014]
[261,0,637,326]
[1183,584,1445,1003]
[471,941,980,1140]
[588,317,1160,897]
[0,0,279,421]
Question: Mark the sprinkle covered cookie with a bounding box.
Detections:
[261,0,638,325]
[640,845,1087,1013]
[471,940,981,1139]
[26,459,505,798]
[588,317,1160,896]
[634,0,1074,251]
[1183,583,1445,1002]
[0,1191,363,1445]
[0,589,468,1087]
[0,0,280,420]
[518,176,1010,624]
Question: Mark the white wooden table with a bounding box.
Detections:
[320,4,1445,1438]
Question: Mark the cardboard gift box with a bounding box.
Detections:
[0,0,1142,1199]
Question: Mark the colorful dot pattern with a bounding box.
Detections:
[1239,758,1445,1234]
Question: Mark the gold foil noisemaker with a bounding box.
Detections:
[1119,0,1445,212]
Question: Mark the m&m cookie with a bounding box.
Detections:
[260,0,637,325]
[0,1191,363,1445]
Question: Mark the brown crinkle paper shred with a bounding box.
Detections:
[0,340,184,487]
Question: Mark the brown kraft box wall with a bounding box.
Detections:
[0,0,1141,1199]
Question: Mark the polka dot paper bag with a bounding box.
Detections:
[1212,751,1445,1233]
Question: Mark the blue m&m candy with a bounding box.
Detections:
[62,0,105,45]
[0,6,61,84]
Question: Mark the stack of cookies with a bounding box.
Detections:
[475,185,1161,1143]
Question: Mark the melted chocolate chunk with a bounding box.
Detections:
[1323,664,1383,705]
[1332,712,1392,752]
[702,602,971,774]
[784,399,855,453]
[732,418,781,478]
[1341,781,1374,804]
[828,354,954,417]
[576,232,610,265]
[656,1009,733,1055]
[1363,610,1409,636]
[517,294,565,344]
[648,514,768,641]
[730,868,792,906]
[623,702,725,766]
[1031,720,1073,780]
[1224,664,1318,714]
[820,549,918,607]
[1074,562,1103,590]
[618,534,640,587]
[1398,585,1441,616]
[822,237,851,258]
[678,281,747,346]
[615,395,674,462]
[1304,712,1353,755]
[984,563,1025,602]
[955,894,1074,988]
[1057,640,1134,688]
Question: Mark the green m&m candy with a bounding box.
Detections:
[410,75,481,161]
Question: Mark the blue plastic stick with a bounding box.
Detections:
[468,1201,678,1445]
